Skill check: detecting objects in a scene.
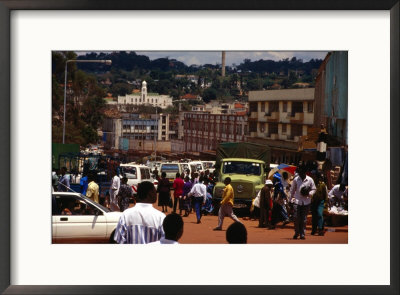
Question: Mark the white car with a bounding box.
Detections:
[52,192,122,243]
[202,161,216,173]
[188,161,204,174]
[119,163,158,195]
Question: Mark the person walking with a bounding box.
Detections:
[172,172,184,214]
[149,213,184,244]
[117,176,134,212]
[114,181,165,244]
[57,167,70,192]
[86,173,99,203]
[213,177,241,231]
[259,180,273,228]
[109,169,120,212]
[182,176,193,217]
[80,172,88,196]
[157,172,171,213]
[290,165,316,240]
[188,178,208,224]
[311,173,328,236]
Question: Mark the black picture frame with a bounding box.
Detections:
[0,1,398,294]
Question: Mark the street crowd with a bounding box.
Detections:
[52,162,348,244]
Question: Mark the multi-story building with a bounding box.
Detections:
[183,112,247,152]
[314,51,348,145]
[102,112,172,152]
[248,88,315,164]
[117,81,173,109]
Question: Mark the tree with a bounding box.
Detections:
[110,83,133,96]
[202,88,217,103]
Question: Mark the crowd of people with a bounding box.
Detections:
[52,160,347,244]
[251,162,348,239]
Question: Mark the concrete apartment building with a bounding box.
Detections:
[248,88,316,164]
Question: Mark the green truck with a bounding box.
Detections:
[212,142,271,210]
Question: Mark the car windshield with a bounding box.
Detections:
[222,161,261,175]
[161,164,179,172]
[203,162,214,169]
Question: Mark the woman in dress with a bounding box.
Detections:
[172,172,184,214]
[157,172,171,213]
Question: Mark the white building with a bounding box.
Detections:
[117,81,173,109]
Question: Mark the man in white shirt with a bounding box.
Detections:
[290,165,316,240]
[149,213,183,244]
[109,169,120,211]
[328,184,348,208]
[114,181,165,244]
[188,178,208,224]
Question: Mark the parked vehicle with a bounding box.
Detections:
[52,192,122,243]
[179,162,191,175]
[213,142,271,210]
[188,161,204,174]
[160,162,182,183]
[120,163,158,195]
[202,161,216,173]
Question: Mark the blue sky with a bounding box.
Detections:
[135,51,328,67]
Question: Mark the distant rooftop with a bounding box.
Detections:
[249,88,315,102]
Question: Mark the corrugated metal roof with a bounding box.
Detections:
[249,88,315,102]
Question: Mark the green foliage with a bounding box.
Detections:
[202,88,217,103]
[111,82,133,96]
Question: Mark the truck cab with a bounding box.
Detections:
[213,158,266,209]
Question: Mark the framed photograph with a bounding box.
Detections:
[1,1,399,294]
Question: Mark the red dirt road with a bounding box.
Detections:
[153,204,348,244]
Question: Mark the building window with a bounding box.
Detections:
[131,98,133,103]
[308,102,314,113]
[269,123,278,134]
[236,125,242,135]
[261,102,265,112]
[270,101,279,112]
[249,122,257,132]
[259,122,265,132]
[292,102,303,115]
[291,124,303,137]
[283,102,288,112]
[162,116,166,124]
[282,124,287,134]
[249,102,257,112]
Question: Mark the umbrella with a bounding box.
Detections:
[268,163,297,179]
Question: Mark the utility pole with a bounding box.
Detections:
[221,51,226,77]
[155,106,158,161]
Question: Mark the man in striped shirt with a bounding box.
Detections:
[114,181,166,244]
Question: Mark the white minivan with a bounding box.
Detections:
[119,163,158,195]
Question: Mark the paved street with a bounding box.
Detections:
[152,204,348,244]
